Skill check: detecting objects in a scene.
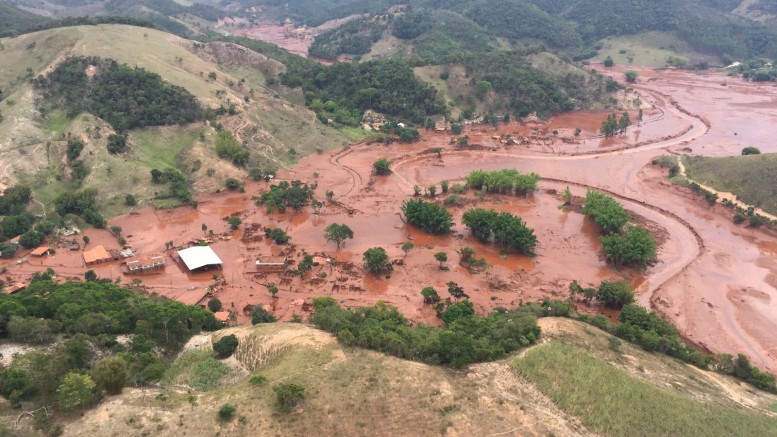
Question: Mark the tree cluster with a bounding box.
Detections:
[401,199,454,235]
[54,188,106,228]
[258,180,314,214]
[214,129,249,167]
[462,208,537,255]
[600,112,631,137]
[0,280,221,412]
[581,190,629,235]
[310,297,540,368]
[34,56,202,132]
[465,169,540,195]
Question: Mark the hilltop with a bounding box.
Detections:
[47,318,777,437]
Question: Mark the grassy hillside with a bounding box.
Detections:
[683,153,777,215]
[35,318,777,436]
[595,31,718,68]
[0,24,348,218]
[515,340,777,437]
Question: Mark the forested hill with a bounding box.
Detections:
[0,1,48,36]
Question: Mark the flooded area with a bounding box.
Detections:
[3,65,776,371]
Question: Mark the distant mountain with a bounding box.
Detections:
[0,1,49,36]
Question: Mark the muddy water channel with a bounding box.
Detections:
[3,66,776,371]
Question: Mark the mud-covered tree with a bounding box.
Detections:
[401,242,414,258]
[434,251,448,269]
[266,282,279,298]
[447,281,468,301]
[624,70,638,83]
[582,191,629,235]
[228,216,242,229]
[401,199,454,234]
[324,223,354,248]
[372,158,391,175]
[601,226,656,268]
[421,287,440,304]
[363,247,391,275]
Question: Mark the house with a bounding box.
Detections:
[124,255,166,274]
[254,256,287,273]
[30,246,51,257]
[83,245,112,265]
[177,246,223,272]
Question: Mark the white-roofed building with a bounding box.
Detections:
[177,246,223,272]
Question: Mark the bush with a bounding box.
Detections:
[462,208,537,255]
[56,373,95,412]
[225,178,240,190]
[217,404,236,421]
[273,383,305,412]
[363,247,392,275]
[124,194,137,206]
[421,287,440,304]
[251,306,276,324]
[596,280,635,308]
[264,227,290,244]
[465,169,539,195]
[249,375,267,385]
[372,158,391,175]
[401,199,454,234]
[582,191,629,235]
[207,298,222,312]
[601,226,656,268]
[212,335,238,358]
[92,356,129,395]
[741,147,761,155]
[106,133,127,154]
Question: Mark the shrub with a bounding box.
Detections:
[462,208,537,255]
[212,334,239,358]
[363,247,392,275]
[273,383,305,412]
[601,226,656,268]
[372,158,391,175]
[741,147,761,155]
[217,404,236,421]
[264,227,290,244]
[596,280,634,308]
[251,306,276,324]
[421,287,440,304]
[249,375,267,385]
[92,356,129,395]
[225,178,240,190]
[56,373,95,412]
[582,191,629,235]
[207,298,222,312]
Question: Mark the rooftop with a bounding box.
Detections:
[178,246,223,271]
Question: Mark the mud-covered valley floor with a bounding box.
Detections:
[4,66,777,372]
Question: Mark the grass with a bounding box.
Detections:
[683,153,777,215]
[44,110,70,137]
[595,31,716,68]
[513,341,777,437]
[163,349,230,391]
[132,126,203,171]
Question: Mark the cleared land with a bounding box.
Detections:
[595,31,717,68]
[683,153,777,216]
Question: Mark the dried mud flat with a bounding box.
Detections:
[4,67,777,372]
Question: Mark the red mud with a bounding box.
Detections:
[4,65,777,372]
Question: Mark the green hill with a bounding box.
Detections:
[683,153,777,216]
[0,1,49,37]
[35,318,777,437]
[0,24,348,218]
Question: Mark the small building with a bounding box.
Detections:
[254,256,287,273]
[30,246,51,257]
[5,282,27,294]
[177,246,223,273]
[124,255,166,275]
[83,245,112,265]
[214,311,232,324]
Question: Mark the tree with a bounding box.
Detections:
[451,123,462,134]
[618,112,631,133]
[401,242,414,258]
[208,298,222,312]
[225,178,240,190]
[326,190,335,203]
[597,280,635,308]
[582,191,629,235]
[601,226,657,268]
[421,287,440,304]
[84,270,97,282]
[742,147,761,155]
[19,230,43,249]
[57,372,95,412]
[110,226,122,236]
[401,199,454,235]
[624,70,638,83]
[264,228,290,244]
[427,184,437,198]
[124,194,137,206]
[92,356,129,395]
[475,80,493,99]
[213,334,239,358]
[82,235,90,246]
[603,56,614,67]
[66,139,85,162]
[217,404,236,421]
[363,247,391,275]
[273,383,305,412]
[434,251,448,269]
[251,306,276,324]
[266,283,279,298]
[228,216,242,229]
[324,223,354,248]
[201,223,208,235]
[441,180,449,193]
[373,158,391,175]
[637,109,643,126]
[447,281,468,301]
[106,133,127,154]
[441,300,474,325]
